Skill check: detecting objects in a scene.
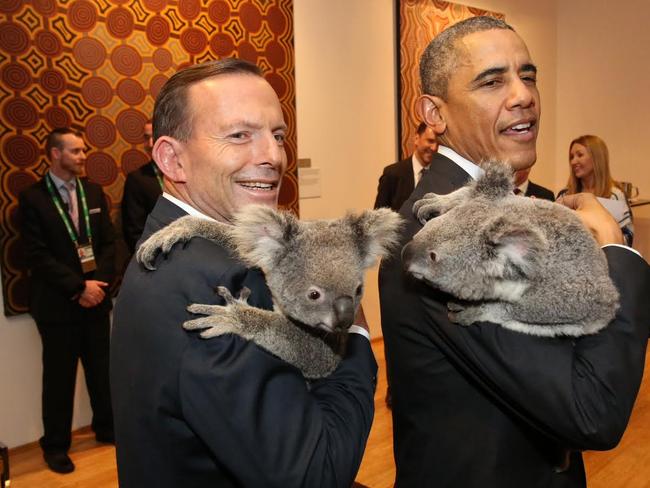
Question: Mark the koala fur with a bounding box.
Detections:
[402,160,619,337]
[137,205,402,378]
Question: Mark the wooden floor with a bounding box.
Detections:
[7,340,650,487]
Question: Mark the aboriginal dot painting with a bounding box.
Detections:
[0,0,297,315]
[397,0,503,159]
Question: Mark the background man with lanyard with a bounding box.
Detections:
[19,127,116,474]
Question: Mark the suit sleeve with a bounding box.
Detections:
[424,246,649,450]
[122,173,148,253]
[179,267,377,487]
[18,191,85,298]
[374,168,397,209]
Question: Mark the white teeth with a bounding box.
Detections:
[512,123,531,131]
[240,182,273,190]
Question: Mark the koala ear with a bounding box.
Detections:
[484,215,548,277]
[348,208,403,268]
[474,160,515,199]
[231,205,299,270]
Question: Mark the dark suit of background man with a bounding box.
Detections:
[121,121,163,253]
[514,167,555,200]
[379,16,649,488]
[111,58,376,488]
[374,121,438,211]
[18,128,116,474]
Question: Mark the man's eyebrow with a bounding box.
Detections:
[520,63,538,74]
[473,67,507,83]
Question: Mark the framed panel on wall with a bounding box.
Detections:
[395,0,504,159]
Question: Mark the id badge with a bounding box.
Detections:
[78,244,97,273]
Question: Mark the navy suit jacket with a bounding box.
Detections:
[111,197,377,487]
[374,157,415,211]
[379,152,649,488]
[526,180,555,201]
[121,161,162,253]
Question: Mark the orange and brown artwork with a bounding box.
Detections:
[397,0,503,159]
[0,0,297,315]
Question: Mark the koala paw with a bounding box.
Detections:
[184,287,253,339]
[413,193,444,224]
[216,286,251,305]
[136,216,203,270]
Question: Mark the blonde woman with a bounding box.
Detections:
[558,134,634,245]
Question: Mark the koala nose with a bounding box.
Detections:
[333,296,354,330]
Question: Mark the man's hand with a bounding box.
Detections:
[557,193,624,246]
[78,280,108,308]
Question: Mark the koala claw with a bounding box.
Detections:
[187,303,222,316]
[447,301,465,312]
[413,195,443,224]
[217,286,251,305]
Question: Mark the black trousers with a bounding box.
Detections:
[36,313,113,454]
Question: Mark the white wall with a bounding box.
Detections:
[555,0,650,196]
[294,0,558,337]
[0,293,93,448]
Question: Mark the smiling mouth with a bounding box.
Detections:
[238,181,277,191]
[502,120,536,136]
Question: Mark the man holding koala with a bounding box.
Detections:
[379,16,649,488]
[111,59,377,487]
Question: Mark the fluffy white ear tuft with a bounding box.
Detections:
[485,215,547,277]
[231,205,298,271]
[349,208,403,269]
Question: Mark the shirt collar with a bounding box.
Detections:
[162,192,217,222]
[48,170,75,191]
[437,146,484,181]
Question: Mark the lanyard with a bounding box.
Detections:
[152,163,164,190]
[45,174,93,245]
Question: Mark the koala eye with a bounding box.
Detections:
[355,284,363,296]
[429,251,437,262]
[308,290,321,300]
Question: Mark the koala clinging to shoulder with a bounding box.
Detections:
[402,160,619,337]
[137,205,402,379]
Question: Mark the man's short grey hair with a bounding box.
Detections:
[420,16,513,99]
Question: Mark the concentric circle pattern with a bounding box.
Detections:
[86,151,118,186]
[107,7,135,39]
[40,69,66,95]
[67,0,98,32]
[82,77,114,108]
[111,44,143,76]
[86,115,117,148]
[73,38,107,70]
[0,0,297,315]
[3,135,39,168]
[117,79,145,105]
[2,63,31,90]
[35,30,62,56]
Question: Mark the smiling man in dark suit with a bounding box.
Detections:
[111,59,377,488]
[379,16,649,488]
[374,122,438,211]
[19,128,116,474]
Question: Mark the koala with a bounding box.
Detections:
[402,160,619,337]
[137,205,402,378]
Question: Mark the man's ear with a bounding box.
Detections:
[416,95,446,136]
[50,147,61,162]
[153,136,186,183]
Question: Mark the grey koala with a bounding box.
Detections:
[137,205,402,378]
[402,160,619,337]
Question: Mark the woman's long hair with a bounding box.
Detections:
[566,135,619,197]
